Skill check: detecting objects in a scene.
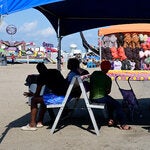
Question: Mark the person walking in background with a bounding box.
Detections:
[89,60,131,130]
[11,54,15,64]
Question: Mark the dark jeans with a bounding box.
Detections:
[93,95,127,125]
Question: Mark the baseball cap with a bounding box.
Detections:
[100,60,111,70]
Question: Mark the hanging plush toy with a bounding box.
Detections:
[102,47,113,60]
[102,36,110,48]
[143,34,148,42]
[131,33,141,49]
[146,37,150,49]
[140,36,150,50]
[116,33,124,47]
[144,57,150,64]
[139,34,144,43]
[110,47,119,59]
[118,46,127,61]
[123,33,132,48]
[139,51,145,58]
[139,47,150,69]
[141,43,147,51]
[110,34,117,48]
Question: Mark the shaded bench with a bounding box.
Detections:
[46,76,105,136]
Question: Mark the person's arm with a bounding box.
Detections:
[106,78,112,94]
[78,68,89,75]
[23,85,42,97]
[66,72,77,83]
[34,85,42,97]
[106,88,111,94]
[23,91,34,97]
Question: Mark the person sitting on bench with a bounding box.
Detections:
[21,63,68,131]
[66,58,90,98]
[89,60,131,130]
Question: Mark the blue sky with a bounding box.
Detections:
[0,8,99,53]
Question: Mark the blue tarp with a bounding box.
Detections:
[0,0,61,15]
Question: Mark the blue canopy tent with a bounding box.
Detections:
[0,0,61,15]
[1,0,150,69]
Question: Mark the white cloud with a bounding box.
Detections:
[17,20,55,38]
[27,27,55,37]
[0,21,8,32]
[37,27,55,37]
[18,21,37,32]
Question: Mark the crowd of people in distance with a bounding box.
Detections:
[21,58,131,131]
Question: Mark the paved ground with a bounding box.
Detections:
[0,63,150,150]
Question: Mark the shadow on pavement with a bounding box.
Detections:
[1,97,150,143]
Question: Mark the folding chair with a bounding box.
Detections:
[46,76,105,136]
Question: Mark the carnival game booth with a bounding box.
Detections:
[98,23,150,70]
[98,23,150,80]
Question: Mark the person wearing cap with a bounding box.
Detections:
[89,60,131,130]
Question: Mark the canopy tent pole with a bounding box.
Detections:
[98,36,102,63]
[57,18,63,71]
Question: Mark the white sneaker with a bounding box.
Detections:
[36,123,44,128]
[21,124,37,131]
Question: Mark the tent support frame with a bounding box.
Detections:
[98,36,102,63]
[56,18,63,71]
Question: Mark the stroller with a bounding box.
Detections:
[115,76,142,121]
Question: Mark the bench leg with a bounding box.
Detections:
[50,107,64,134]
[87,107,100,136]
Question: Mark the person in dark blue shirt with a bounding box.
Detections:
[66,58,89,98]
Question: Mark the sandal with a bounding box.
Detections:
[119,125,131,130]
[108,119,115,127]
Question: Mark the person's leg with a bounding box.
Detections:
[37,99,47,125]
[37,96,55,125]
[106,101,114,121]
[47,108,55,123]
[30,96,46,127]
[21,96,45,130]
[94,96,131,129]
[105,95,127,125]
[94,97,114,125]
